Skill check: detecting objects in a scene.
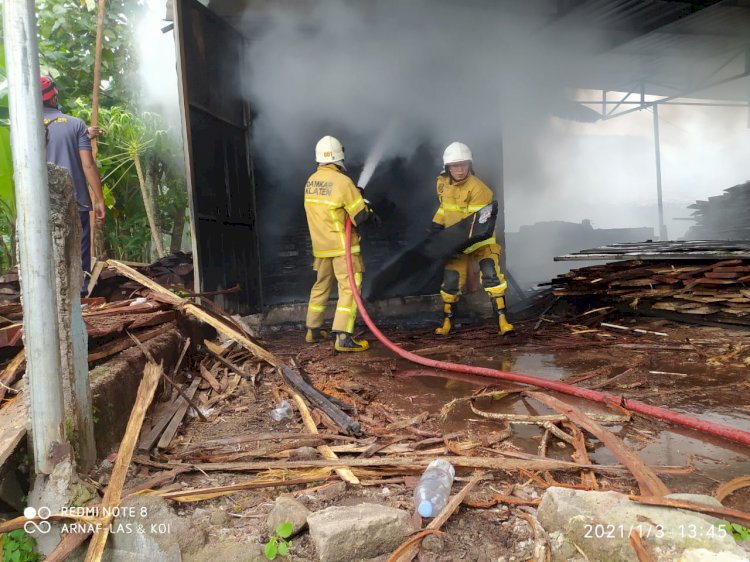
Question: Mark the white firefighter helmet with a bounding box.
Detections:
[443,142,473,166]
[315,135,345,165]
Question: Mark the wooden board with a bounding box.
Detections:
[84,362,162,562]
[157,377,201,450]
[139,387,190,453]
[0,399,27,468]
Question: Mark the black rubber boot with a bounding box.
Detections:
[334,332,370,352]
[305,327,329,343]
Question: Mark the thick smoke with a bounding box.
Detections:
[242,0,605,196]
[242,0,750,242]
[135,1,184,171]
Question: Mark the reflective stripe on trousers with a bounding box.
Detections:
[439,244,507,302]
[305,255,364,333]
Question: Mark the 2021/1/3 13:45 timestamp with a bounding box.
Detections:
[583,524,728,539]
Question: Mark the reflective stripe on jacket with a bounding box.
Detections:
[304,164,368,258]
[431,173,496,253]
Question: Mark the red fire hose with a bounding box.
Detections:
[344,218,750,448]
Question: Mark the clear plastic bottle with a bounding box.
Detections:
[270,399,292,421]
[412,459,455,517]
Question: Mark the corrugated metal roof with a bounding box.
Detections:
[564,1,750,99]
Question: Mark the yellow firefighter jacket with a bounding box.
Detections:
[431,173,497,254]
[304,164,369,258]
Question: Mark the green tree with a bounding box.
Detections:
[0,0,187,268]
[72,102,187,261]
[36,0,141,108]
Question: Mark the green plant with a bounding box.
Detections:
[0,198,16,273]
[723,521,750,542]
[1,529,40,562]
[264,522,293,560]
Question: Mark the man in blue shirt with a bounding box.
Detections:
[41,76,105,294]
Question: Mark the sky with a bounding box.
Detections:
[138,0,750,240]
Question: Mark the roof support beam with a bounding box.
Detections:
[652,104,668,241]
[593,69,750,120]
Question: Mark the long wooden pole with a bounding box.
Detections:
[89,0,106,264]
[91,0,105,155]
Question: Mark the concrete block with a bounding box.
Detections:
[307,502,410,562]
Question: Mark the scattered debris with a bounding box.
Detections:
[1,252,749,561]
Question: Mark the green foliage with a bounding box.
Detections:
[0,43,8,124]
[0,197,16,272]
[105,212,151,262]
[722,521,750,542]
[36,0,141,109]
[0,0,188,267]
[1,44,14,219]
[264,522,293,560]
[1,529,40,562]
[0,125,12,207]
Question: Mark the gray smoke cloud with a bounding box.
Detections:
[242,0,605,192]
[241,0,750,246]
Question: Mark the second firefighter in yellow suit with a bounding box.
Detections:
[431,142,514,336]
[304,135,373,352]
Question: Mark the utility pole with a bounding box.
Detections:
[3,0,66,474]
[652,104,669,241]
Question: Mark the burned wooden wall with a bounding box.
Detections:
[175,0,262,314]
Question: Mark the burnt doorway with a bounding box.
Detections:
[174,0,262,314]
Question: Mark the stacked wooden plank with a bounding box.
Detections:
[555,240,750,261]
[685,181,750,240]
[552,259,750,325]
[0,272,20,302]
[0,252,195,305]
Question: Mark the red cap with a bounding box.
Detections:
[40,76,57,101]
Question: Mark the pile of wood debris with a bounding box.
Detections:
[552,258,750,326]
[0,252,194,305]
[0,253,198,403]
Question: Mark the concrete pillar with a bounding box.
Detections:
[48,164,96,472]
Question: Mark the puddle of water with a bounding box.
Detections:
[359,346,750,487]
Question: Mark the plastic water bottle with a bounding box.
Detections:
[413,459,455,517]
[271,400,292,421]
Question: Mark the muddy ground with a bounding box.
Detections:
[121,311,750,561]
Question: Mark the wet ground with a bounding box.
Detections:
[128,312,750,561]
[283,317,750,496]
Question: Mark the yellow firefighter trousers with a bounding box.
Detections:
[439,244,507,303]
[306,255,364,334]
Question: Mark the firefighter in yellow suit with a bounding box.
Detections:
[304,136,373,352]
[430,142,514,336]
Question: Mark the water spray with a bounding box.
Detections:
[356,121,399,190]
